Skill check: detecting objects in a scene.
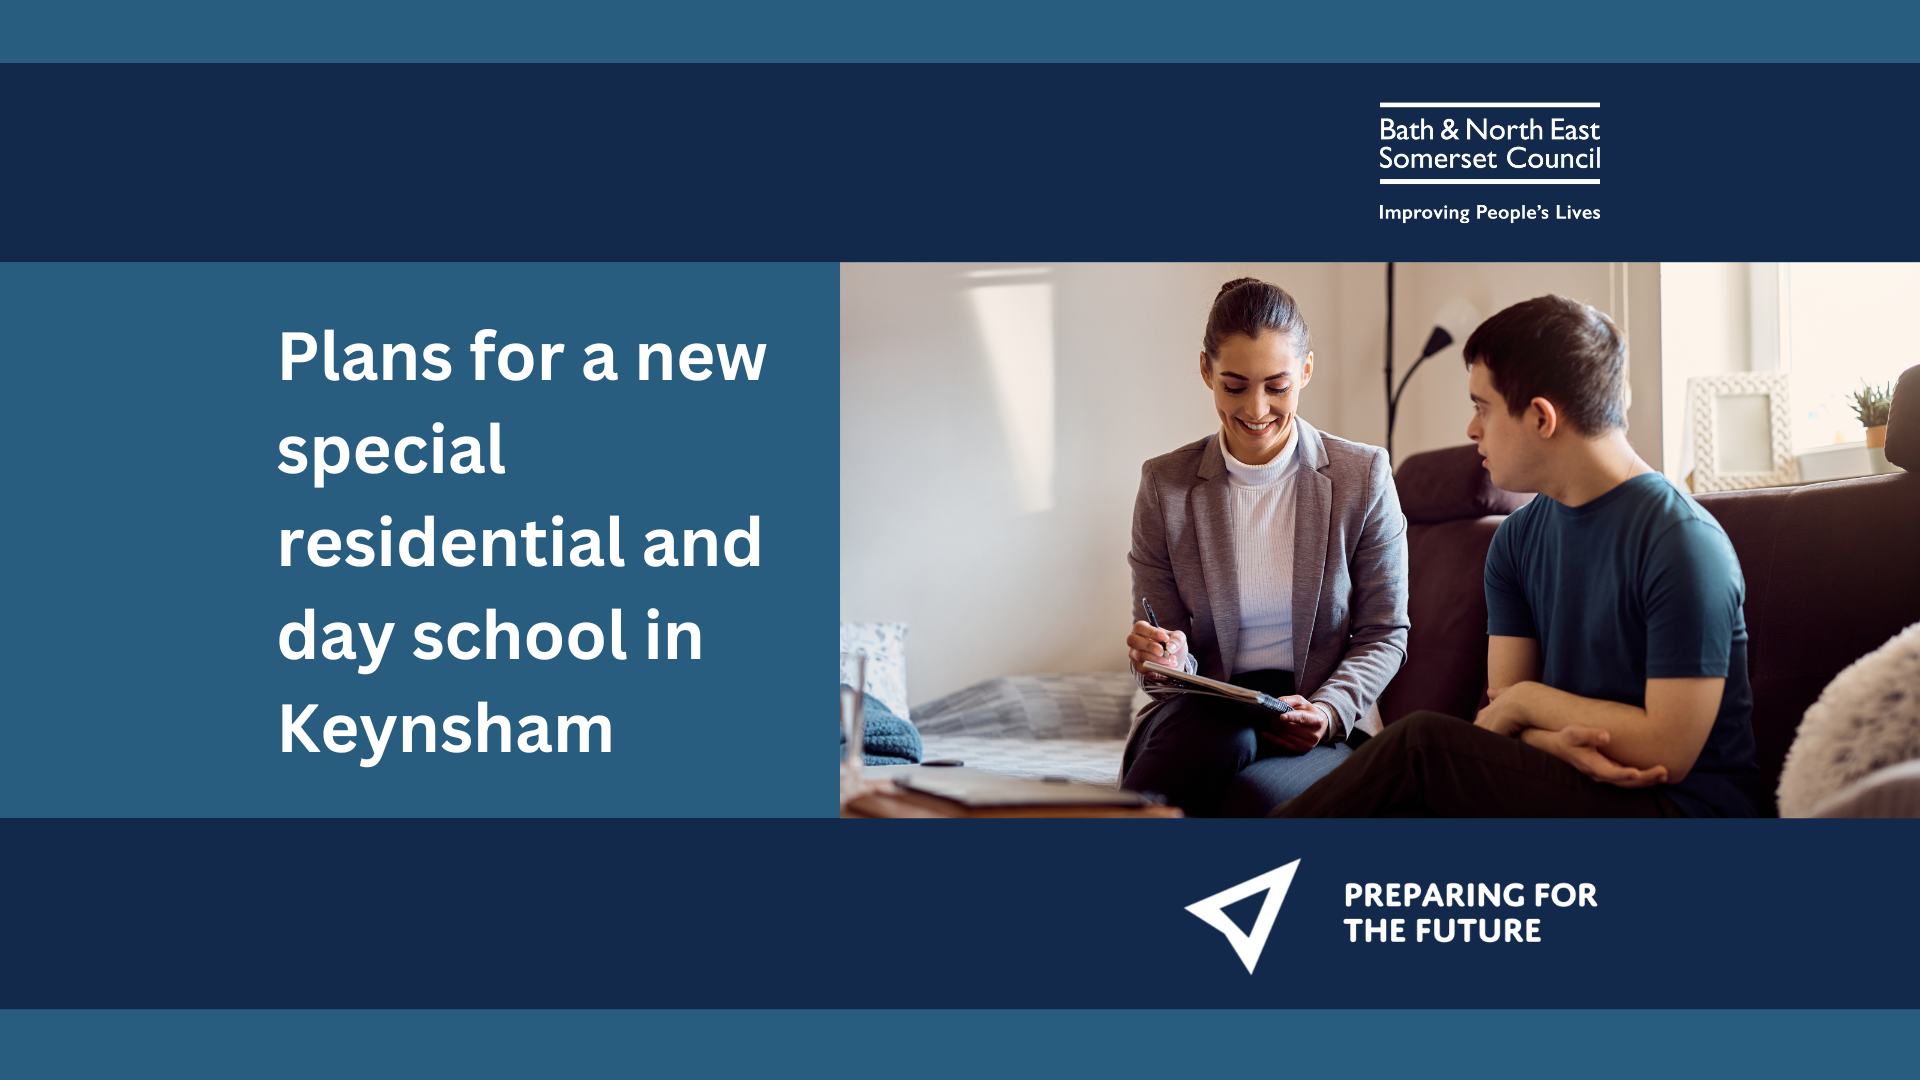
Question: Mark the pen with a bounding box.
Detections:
[1142,597,1171,660]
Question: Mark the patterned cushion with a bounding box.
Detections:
[911,672,1141,740]
[1777,620,1920,817]
[839,622,910,722]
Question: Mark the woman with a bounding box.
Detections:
[1121,278,1409,816]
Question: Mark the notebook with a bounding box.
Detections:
[1141,661,1295,714]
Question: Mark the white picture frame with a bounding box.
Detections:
[1688,372,1796,491]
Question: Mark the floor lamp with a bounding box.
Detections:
[1384,263,1477,463]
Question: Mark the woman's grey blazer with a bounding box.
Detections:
[1128,418,1409,743]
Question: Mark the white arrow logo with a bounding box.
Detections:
[1184,859,1301,974]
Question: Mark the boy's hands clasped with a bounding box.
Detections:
[1477,683,1668,789]
[1522,726,1669,788]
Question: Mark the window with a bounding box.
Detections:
[1778,263,1917,451]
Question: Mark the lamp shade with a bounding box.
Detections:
[1430,297,1483,355]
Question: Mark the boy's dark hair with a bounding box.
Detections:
[1203,277,1311,361]
[1463,295,1626,435]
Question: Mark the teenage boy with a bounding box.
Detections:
[1279,295,1759,817]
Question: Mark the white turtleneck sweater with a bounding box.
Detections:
[1220,424,1299,675]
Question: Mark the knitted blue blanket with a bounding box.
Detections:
[840,687,923,765]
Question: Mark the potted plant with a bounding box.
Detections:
[1851,381,1895,449]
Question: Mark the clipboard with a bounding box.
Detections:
[1142,661,1295,715]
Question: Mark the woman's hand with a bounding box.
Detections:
[1127,620,1189,675]
[1258,696,1330,754]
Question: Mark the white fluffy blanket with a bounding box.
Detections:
[1777,621,1920,817]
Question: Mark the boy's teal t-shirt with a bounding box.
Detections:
[1485,472,1760,816]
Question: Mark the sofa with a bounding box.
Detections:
[1382,373,1919,816]
[1377,444,1533,727]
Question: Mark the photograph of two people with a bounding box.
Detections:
[841,262,1919,819]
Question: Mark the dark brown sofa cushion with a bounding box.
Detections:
[1395,443,1534,523]
[1379,515,1506,724]
[1382,445,1533,724]
[1886,363,1919,470]
[1695,471,1920,815]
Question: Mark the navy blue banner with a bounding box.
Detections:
[2,819,1912,1008]
[1,64,1916,261]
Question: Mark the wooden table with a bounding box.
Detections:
[842,766,1182,819]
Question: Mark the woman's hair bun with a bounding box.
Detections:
[1204,277,1311,359]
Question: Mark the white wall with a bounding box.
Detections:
[842,263,1349,706]
[1379,263,1656,469]
[1783,263,1920,450]
[1658,262,1919,477]
[1659,262,1755,483]
[842,261,1635,708]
